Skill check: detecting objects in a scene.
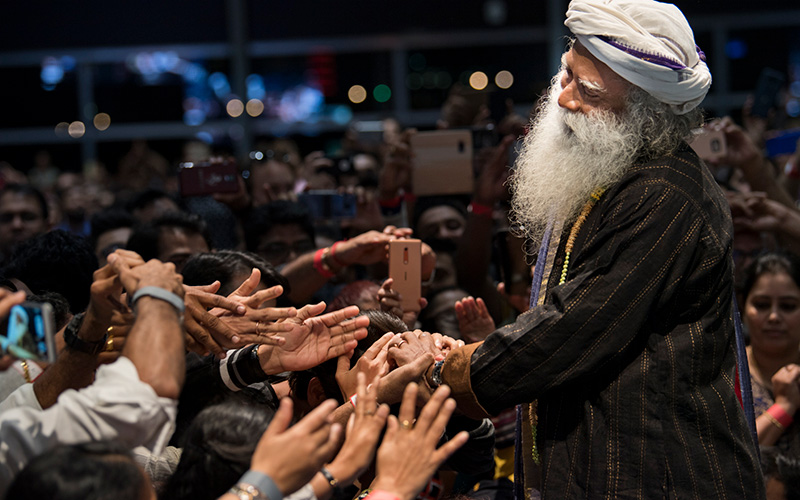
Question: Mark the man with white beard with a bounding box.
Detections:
[388,0,765,498]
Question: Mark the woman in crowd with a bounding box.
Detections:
[744,251,800,495]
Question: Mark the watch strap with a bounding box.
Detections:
[430,360,445,389]
[63,312,108,355]
[132,286,185,313]
[238,470,283,500]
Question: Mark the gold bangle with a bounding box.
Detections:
[765,412,786,431]
[20,360,31,383]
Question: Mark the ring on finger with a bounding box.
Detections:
[400,419,413,430]
[105,336,114,352]
[256,320,261,335]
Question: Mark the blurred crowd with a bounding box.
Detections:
[0,67,800,499]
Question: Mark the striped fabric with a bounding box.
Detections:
[444,144,765,499]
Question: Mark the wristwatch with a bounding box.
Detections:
[429,360,445,389]
[63,312,108,355]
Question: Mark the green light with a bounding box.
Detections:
[373,84,392,103]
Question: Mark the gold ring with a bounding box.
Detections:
[105,336,114,352]
[400,419,413,430]
[256,321,261,334]
[364,410,375,416]
[107,326,114,334]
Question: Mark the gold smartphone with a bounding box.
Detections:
[388,239,422,312]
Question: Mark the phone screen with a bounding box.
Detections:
[1,302,56,363]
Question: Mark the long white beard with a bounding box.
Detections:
[509,79,645,248]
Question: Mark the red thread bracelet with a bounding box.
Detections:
[313,248,335,279]
[767,403,794,428]
[330,241,348,267]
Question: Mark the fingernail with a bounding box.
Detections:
[237,305,246,315]
[232,335,241,343]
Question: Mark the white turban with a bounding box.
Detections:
[565,0,711,114]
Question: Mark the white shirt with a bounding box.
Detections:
[0,357,177,495]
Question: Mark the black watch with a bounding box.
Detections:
[430,360,445,389]
[63,312,108,355]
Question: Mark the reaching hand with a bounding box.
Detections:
[260,304,370,374]
[772,364,800,416]
[326,373,390,486]
[249,398,343,495]
[371,383,469,500]
[336,332,393,401]
[378,278,427,329]
[455,296,495,343]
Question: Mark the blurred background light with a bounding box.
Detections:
[348,85,367,104]
[246,99,264,117]
[495,70,514,89]
[226,98,244,117]
[469,71,489,90]
[93,113,111,131]
[68,121,85,138]
[373,84,392,103]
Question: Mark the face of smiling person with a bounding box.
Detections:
[745,271,800,356]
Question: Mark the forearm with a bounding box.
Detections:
[740,157,796,208]
[455,212,505,320]
[33,309,110,409]
[282,251,329,305]
[123,298,185,399]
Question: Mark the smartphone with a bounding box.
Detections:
[1,302,56,363]
[690,128,727,162]
[178,160,240,197]
[751,68,785,118]
[411,130,474,196]
[298,190,357,220]
[389,239,422,312]
[765,128,800,158]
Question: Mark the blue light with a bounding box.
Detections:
[791,81,800,98]
[60,56,76,71]
[195,131,214,144]
[246,74,266,100]
[40,58,64,86]
[331,105,353,125]
[184,109,206,126]
[786,99,800,117]
[725,39,748,60]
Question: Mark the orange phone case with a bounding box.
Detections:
[388,239,422,312]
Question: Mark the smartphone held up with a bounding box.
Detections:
[1,302,56,363]
[388,239,422,313]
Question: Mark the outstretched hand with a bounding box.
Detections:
[260,304,370,374]
[371,383,469,500]
[250,398,343,495]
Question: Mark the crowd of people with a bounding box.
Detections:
[2,0,800,498]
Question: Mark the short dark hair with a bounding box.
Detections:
[244,201,314,253]
[2,229,98,314]
[181,250,290,297]
[125,188,182,215]
[742,251,800,302]
[89,209,135,250]
[6,441,147,500]
[126,211,212,262]
[0,183,49,220]
[161,401,274,500]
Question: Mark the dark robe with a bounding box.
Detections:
[444,144,765,499]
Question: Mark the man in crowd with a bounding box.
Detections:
[391,0,765,497]
[0,184,50,265]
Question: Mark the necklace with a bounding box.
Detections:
[559,187,606,285]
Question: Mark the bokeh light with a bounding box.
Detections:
[246,99,264,117]
[93,113,111,131]
[226,99,244,118]
[495,70,514,89]
[54,122,69,137]
[348,85,367,104]
[469,71,489,90]
[373,84,392,103]
[68,121,85,138]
